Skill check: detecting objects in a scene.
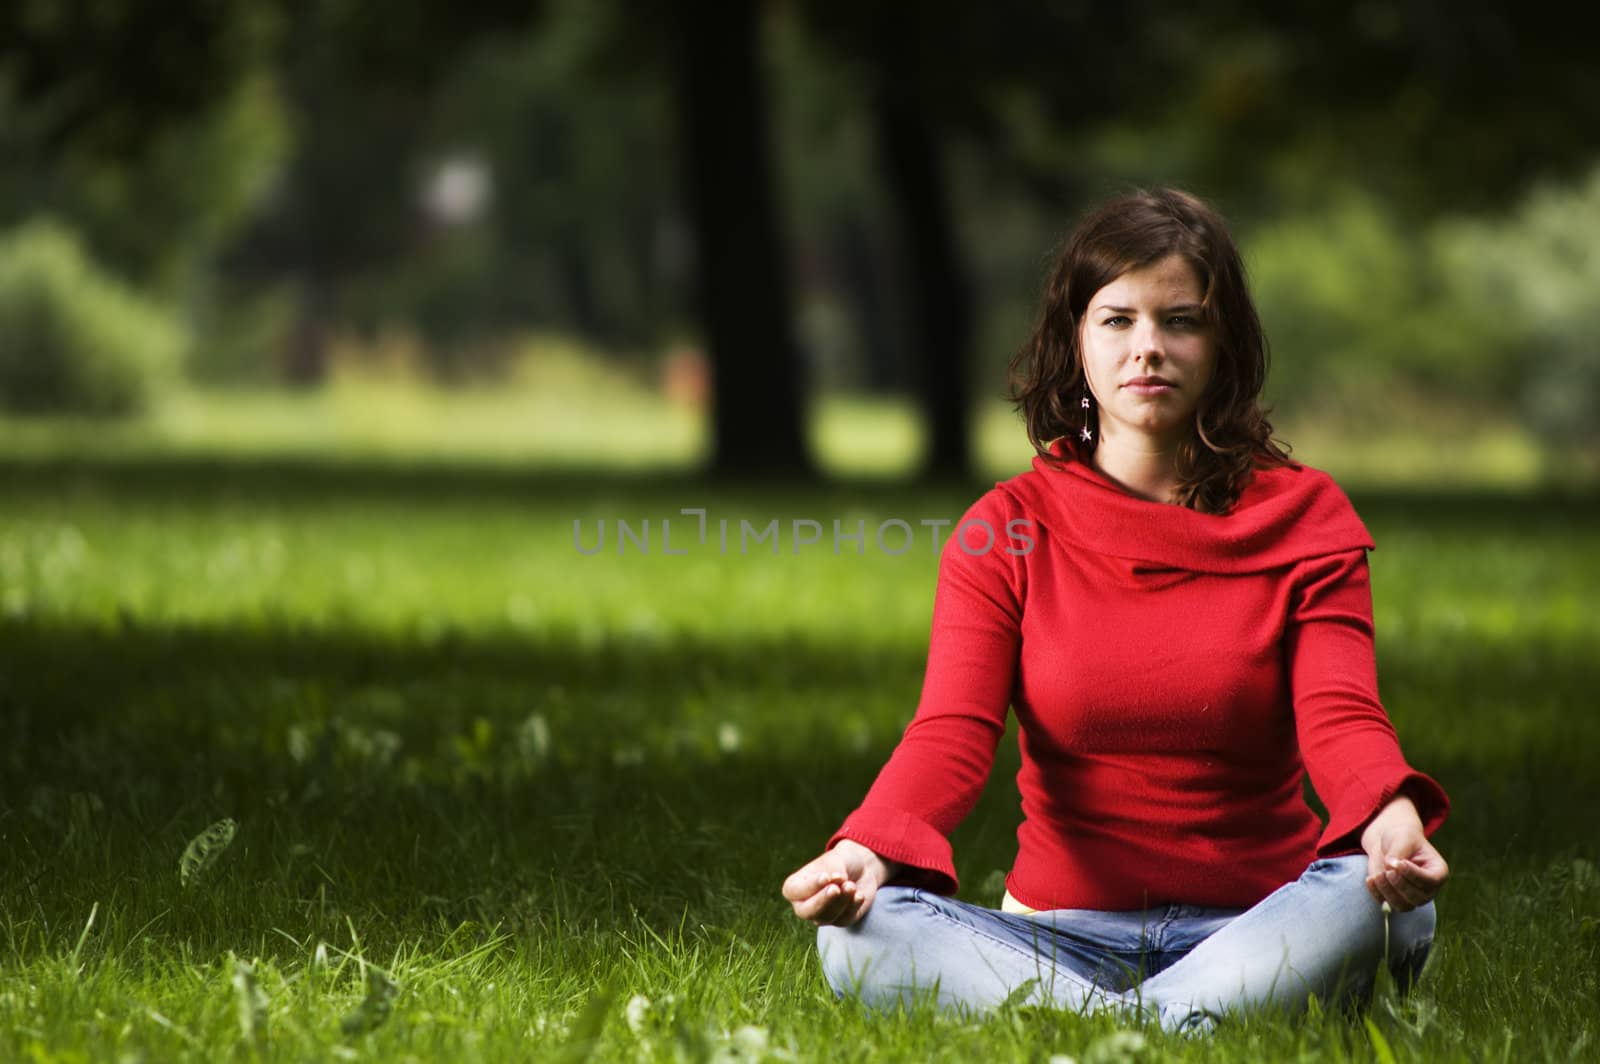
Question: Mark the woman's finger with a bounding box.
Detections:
[780,869,817,903]
[1387,871,1428,909]
[1375,880,1411,912]
[810,888,856,927]
[1369,864,1415,910]
[782,862,842,903]
[1375,867,1430,911]
[1387,857,1441,893]
[816,882,872,927]
[790,881,846,921]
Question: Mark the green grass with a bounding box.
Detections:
[0,373,1570,489]
[1,389,1597,1061]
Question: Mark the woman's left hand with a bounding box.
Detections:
[1359,794,1449,912]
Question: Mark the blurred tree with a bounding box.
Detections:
[0,0,277,161]
[1435,164,1600,468]
[0,220,187,414]
[667,0,811,476]
[227,0,548,385]
[0,1,547,386]
[1246,185,1514,419]
[0,74,290,306]
[0,5,287,295]
[796,1,1600,476]
[1164,2,1600,221]
[795,1,1180,479]
[423,8,680,357]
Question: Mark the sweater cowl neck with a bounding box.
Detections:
[996,438,1373,574]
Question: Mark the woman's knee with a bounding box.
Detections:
[1304,854,1371,891]
[1311,856,1437,985]
[816,887,928,999]
[1388,901,1436,990]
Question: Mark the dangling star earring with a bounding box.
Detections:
[1079,395,1093,442]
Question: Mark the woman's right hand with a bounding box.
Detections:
[782,839,900,927]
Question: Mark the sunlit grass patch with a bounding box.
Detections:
[0,400,1596,1059]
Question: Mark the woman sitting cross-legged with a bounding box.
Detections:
[780,187,1449,1034]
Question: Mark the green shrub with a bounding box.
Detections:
[1244,189,1509,420]
[0,219,187,415]
[1435,163,1600,451]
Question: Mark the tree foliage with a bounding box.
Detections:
[0,219,186,414]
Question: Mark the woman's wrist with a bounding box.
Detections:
[1378,793,1419,821]
[1361,793,1421,849]
[833,838,901,882]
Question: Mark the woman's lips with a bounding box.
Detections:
[1123,380,1175,395]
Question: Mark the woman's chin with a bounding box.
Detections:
[1107,414,1195,443]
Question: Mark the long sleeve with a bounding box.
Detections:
[1285,548,1450,856]
[829,492,1027,894]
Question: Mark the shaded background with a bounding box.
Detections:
[2,0,1598,484]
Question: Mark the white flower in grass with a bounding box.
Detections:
[231,957,268,1045]
[624,994,651,1034]
[1083,1030,1147,1064]
[710,1025,771,1062]
[517,713,551,763]
[286,726,312,764]
[717,723,742,754]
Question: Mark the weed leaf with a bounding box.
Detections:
[998,976,1040,1011]
[557,982,618,1064]
[179,818,237,886]
[340,968,400,1036]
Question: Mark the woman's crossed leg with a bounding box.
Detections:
[816,856,1435,1033]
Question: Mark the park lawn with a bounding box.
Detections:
[0,449,1597,1061]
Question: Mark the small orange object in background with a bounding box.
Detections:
[659,345,711,410]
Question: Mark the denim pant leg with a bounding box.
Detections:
[1137,855,1437,1031]
[817,886,1155,1017]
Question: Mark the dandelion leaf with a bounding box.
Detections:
[340,968,400,1036]
[556,982,618,1064]
[179,818,237,886]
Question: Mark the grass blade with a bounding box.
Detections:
[1365,1016,1398,1064]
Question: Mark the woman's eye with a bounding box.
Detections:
[1169,316,1199,328]
[1102,316,1129,327]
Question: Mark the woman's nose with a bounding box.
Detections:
[1131,327,1163,361]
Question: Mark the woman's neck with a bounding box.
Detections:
[1088,434,1182,504]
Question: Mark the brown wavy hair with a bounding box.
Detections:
[1008,186,1292,514]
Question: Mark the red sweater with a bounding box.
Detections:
[831,443,1450,912]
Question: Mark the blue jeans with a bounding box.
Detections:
[817,855,1435,1033]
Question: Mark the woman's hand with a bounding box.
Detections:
[782,839,900,928]
[1360,794,1449,912]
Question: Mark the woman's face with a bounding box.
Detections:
[1078,254,1219,450]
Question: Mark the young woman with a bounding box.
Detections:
[780,187,1450,1033]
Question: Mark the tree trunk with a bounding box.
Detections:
[871,62,974,479]
[876,91,972,480]
[283,272,330,387]
[831,215,901,394]
[671,0,812,478]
